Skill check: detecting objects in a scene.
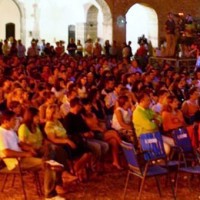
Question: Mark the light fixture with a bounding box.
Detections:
[117,15,126,27]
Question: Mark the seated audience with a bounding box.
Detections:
[44,104,91,182]
[81,98,122,170]
[112,95,134,142]
[63,97,109,173]
[18,107,44,156]
[161,95,186,148]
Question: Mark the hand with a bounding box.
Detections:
[67,140,76,149]
[30,149,37,156]
[24,151,33,157]
[83,132,94,138]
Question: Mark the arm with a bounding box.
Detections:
[18,142,37,156]
[18,124,28,143]
[161,112,171,131]
[45,122,76,149]
[1,149,32,158]
[181,101,189,117]
[47,132,76,148]
[115,109,132,130]
[81,114,104,132]
[39,105,46,124]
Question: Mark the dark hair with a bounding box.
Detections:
[70,97,81,108]
[1,110,15,123]
[137,92,149,103]
[189,87,197,96]
[8,101,21,110]
[88,88,98,102]
[157,89,168,98]
[118,95,129,107]
[23,107,39,131]
[81,98,90,105]
[162,95,177,112]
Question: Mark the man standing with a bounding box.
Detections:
[67,38,77,56]
[17,40,26,58]
[165,12,176,57]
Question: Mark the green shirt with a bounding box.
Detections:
[18,124,43,149]
[45,120,67,139]
[132,105,161,137]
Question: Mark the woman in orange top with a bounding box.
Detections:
[161,95,186,148]
[181,87,200,125]
[162,95,186,131]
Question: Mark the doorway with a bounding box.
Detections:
[126,3,158,54]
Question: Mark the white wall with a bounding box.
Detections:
[0,0,20,40]
[0,0,111,48]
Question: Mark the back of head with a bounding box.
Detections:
[1,110,15,124]
[70,97,81,108]
[137,92,148,103]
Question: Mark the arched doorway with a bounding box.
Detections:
[126,3,158,54]
[0,0,25,43]
[6,23,15,39]
[86,5,98,42]
[84,0,112,44]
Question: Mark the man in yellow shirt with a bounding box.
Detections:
[133,93,161,137]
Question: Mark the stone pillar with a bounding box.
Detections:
[113,14,126,46]
[76,23,87,44]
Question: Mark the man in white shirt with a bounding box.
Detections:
[0,110,66,200]
[0,110,41,170]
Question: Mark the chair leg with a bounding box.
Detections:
[11,174,16,187]
[34,172,43,196]
[188,174,192,192]
[174,170,179,197]
[138,177,146,200]
[1,174,8,192]
[19,173,27,200]
[169,175,176,200]
[155,176,162,197]
[123,171,130,200]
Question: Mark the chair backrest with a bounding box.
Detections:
[121,140,141,173]
[139,131,166,161]
[171,127,193,153]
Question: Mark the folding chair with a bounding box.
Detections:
[171,127,200,166]
[0,157,43,200]
[139,131,181,167]
[171,127,200,195]
[174,164,200,195]
[121,140,174,200]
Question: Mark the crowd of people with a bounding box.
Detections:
[164,12,200,58]
[0,35,199,200]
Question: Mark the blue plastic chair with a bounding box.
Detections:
[139,131,180,168]
[171,127,200,195]
[139,131,166,161]
[171,127,200,165]
[121,140,173,200]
